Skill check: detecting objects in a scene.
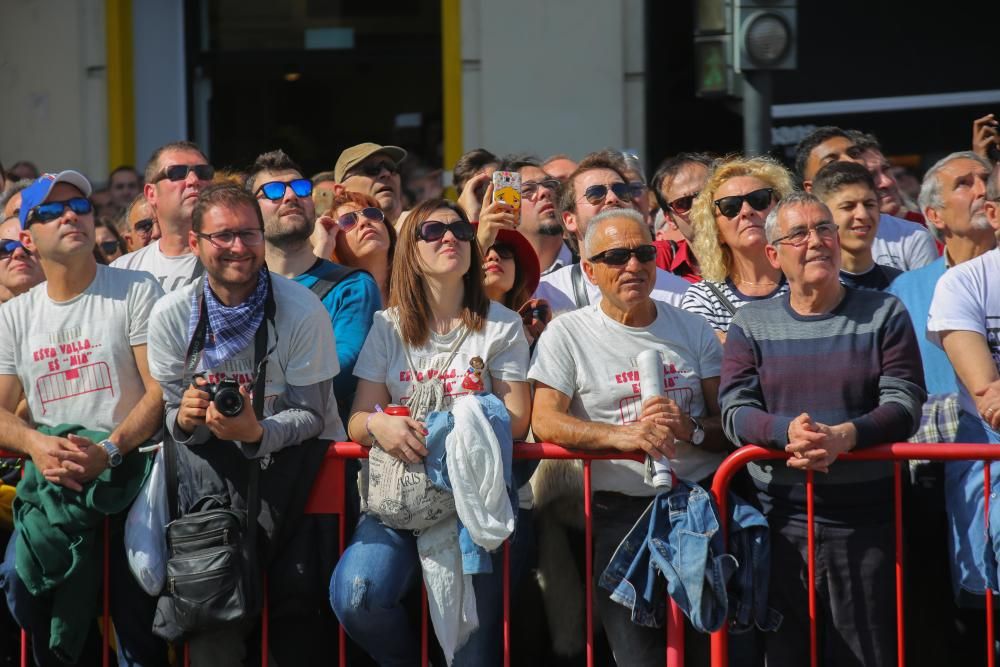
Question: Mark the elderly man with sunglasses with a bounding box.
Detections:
[719,192,925,667]
[333,142,406,226]
[112,141,214,292]
[0,215,44,304]
[535,151,690,314]
[122,193,159,252]
[247,149,381,423]
[531,207,728,665]
[0,170,168,666]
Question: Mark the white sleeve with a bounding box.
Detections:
[486,315,530,382]
[285,299,339,386]
[128,274,165,346]
[353,314,392,384]
[903,225,938,270]
[527,319,578,398]
[927,263,985,347]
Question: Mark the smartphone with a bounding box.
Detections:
[492,170,521,226]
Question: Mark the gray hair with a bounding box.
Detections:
[988,164,1000,203]
[918,151,993,241]
[0,179,33,216]
[583,207,649,257]
[764,191,830,243]
[621,152,646,183]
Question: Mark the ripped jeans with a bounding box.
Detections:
[330,511,534,667]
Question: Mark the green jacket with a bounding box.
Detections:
[14,424,151,663]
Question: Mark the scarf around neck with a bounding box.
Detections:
[187,268,269,370]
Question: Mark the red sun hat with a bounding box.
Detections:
[472,224,541,297]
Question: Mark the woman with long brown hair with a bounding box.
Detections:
[331,198,531,665]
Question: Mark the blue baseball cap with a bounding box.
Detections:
[19,170,93,229]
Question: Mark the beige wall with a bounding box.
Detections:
[0,0,109,183]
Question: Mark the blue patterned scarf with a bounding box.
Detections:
[187,269,269,370]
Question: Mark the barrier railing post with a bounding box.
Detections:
[894,462,905,667]
[806,470,818,667]
[987,463,995,667]
[666,598,685,667]
[583,459,594,667]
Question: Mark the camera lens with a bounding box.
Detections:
[213,385,244,417]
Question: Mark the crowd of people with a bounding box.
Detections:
[0,111,998,667]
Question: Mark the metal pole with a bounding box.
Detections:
[742,70,773,155]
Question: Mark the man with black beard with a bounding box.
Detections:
[247,149,381,420]
[495,155,571,276]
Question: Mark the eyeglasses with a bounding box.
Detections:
[29,197,93,224]
[153,164,215,183]
[487,243,514,260]
[588,244,657,266]
[579,182,632,205]
[353,161,399,178]
[522,179,560,199]
[98,240,121,256]
[416,220,475,243]
[667,192,699,215]
[133,218,155,236]
[195,229,265,249]
[256,178,312,201]
[0,239,30,261]
[771,221,838,247]
[338,207,385,231]
[714,188,774,219]
[629,181,647,199]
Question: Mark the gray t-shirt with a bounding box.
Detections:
[0,265,163,432]
[529,301,724,495]
[112,240,203,293]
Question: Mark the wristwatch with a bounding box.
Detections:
[98,440,123,468]
[689,418,705,447]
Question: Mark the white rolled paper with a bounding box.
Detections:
[637,349,672,489]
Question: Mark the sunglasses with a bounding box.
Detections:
[99,240,121,256]
[133,218,155,235]
[714,187,774,219]
[667,192,699,215]
[154,164,215,183]
[354,161,399,178]
[29,197,93,224]
[580,182,632,205]
[588,244,657,266]
[416,220,475,243]
[195,229,265,249]
[0,239,30,261]
[629,181,647,199]
[338,207,385,231]
[487,243,514,260]
[256,178,312,201]
[521,179,560,199]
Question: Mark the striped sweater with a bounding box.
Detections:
[720,288,926,524]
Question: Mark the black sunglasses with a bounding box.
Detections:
[714,187,774,219]
[0,239,30,261]
[256,178,312,201]
[133,218,155,235]
[154,164,215,183]
[29,197,93,224]
[667,192,699,215]
[588,244,657,266]
[487,243,514,260]
[416,220,475,243]
[355,161,399,178]
[580,182,632,205]
[99,240,122,256]
[338,207,385,231]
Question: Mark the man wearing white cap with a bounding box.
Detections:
[334,142,406,225]
[0,171,167,665]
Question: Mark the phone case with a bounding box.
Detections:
[492,171,521,222]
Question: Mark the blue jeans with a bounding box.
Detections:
[330,510,535,667]
[0,526,167,667]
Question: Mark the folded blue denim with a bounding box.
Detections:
[599,480,781,634]
[424,393,516,575]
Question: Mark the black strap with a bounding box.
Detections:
[306,260,365,302]
[704,280,738,316]
[571,262,590,308]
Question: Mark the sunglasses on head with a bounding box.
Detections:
[98,240,121,256]
[0,239,30,261]
[487,243,514,260]
[416,220,475,243]
[714,187,774,219]
[338,207,385,231]
[667,192,699,215]
[580,182,632,205]
[355,161,399,178]
[256,178,312,201]
[588,244,657,266]
[155,164,215,183]
[133,218,155,235]
[29,198,93,224]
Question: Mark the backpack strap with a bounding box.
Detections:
[307,261,366,302]
[571,262,590,308]
[703,281,738,316]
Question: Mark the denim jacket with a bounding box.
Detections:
[423,393,517,575]
[599,480,781,634]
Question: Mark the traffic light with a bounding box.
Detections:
[693,0,734,97]
[733,0,797,72]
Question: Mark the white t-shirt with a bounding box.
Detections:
[528,301,724,495]
[147,274,345,440]
[535,261,689,315]
[112,240,203,293]
[0,265,163,432]
[354,301,530,408]
[927,248,1000,417]
[872,214,937,271]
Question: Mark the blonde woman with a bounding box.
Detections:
[681,155,797,339]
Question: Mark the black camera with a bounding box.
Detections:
[200,378,244,417]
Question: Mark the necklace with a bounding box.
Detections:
[735,277,779,287]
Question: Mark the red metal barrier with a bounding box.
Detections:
[709,442,1000,667]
